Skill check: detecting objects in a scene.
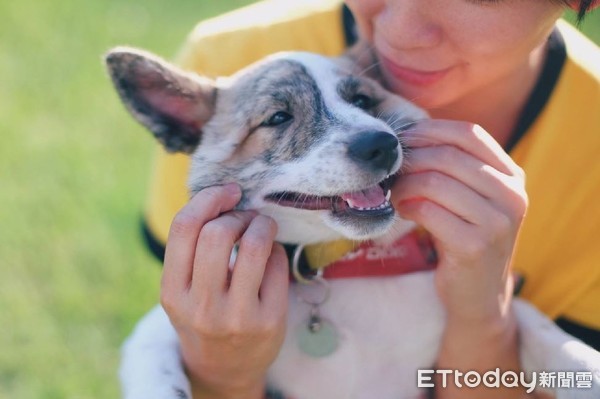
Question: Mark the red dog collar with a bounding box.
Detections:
[287,229,437,282]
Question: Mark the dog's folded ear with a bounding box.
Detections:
[105,47,216,154]
[342,40,381,81]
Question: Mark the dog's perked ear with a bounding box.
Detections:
[105,47,216,154]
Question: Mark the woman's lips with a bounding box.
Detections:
[380,55,452,87]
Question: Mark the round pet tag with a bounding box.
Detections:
[297,318,339,358]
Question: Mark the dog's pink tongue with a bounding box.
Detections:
[341,186,386,209]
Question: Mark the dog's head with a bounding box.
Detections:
[106,46,426,244]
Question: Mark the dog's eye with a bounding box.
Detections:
[262,111,293,127]
[350,94,374,110]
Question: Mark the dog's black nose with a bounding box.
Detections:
[348,131,399,173]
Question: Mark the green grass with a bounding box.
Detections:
[565,9,600,42]
[0,1,254,398]
[0,1,598,398]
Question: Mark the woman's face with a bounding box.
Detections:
[345,0,564,110]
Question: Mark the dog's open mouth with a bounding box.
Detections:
[265,175,396,217]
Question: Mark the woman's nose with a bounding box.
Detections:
[374,1,443,52]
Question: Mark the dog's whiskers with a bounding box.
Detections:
[401,134,440,147]
[382,111,406,128]
[385,114,427,135]
[293,192,307,210]
[357,60,381,78]
[272,191,289,212]
[350,44,377,72]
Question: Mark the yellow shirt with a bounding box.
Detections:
[510,20,600,329]
[142,1,600,330]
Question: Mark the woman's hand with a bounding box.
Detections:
[394,119,527,323]
[160,184,289,399]
[393,120,528,398]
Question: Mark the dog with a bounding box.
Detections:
[105,45,600,399]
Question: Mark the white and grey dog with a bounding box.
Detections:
[106,46,600,399]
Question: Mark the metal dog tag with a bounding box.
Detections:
[297,307,338,357]
[292,254,338,358]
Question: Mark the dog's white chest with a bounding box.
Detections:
[267,271,445,399]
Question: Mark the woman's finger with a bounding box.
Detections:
[394,170,497,226]
[259,243,289,316]
[229,215,279,304]
[192,210,258,298]
[162,184,242,298]
[402,145,526,210]
[402,119,521,177]
[395,198,474,250]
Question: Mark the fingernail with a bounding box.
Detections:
[223,183,241,195]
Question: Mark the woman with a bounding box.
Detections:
[143,1,600,397]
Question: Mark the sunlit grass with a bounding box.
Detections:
[0,1,253,398]
[0,1,598,398]
[565,8,600,42]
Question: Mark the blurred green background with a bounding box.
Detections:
[0,1,598,398]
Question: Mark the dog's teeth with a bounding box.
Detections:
[385,190,391,201]
[345,200,392,212]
